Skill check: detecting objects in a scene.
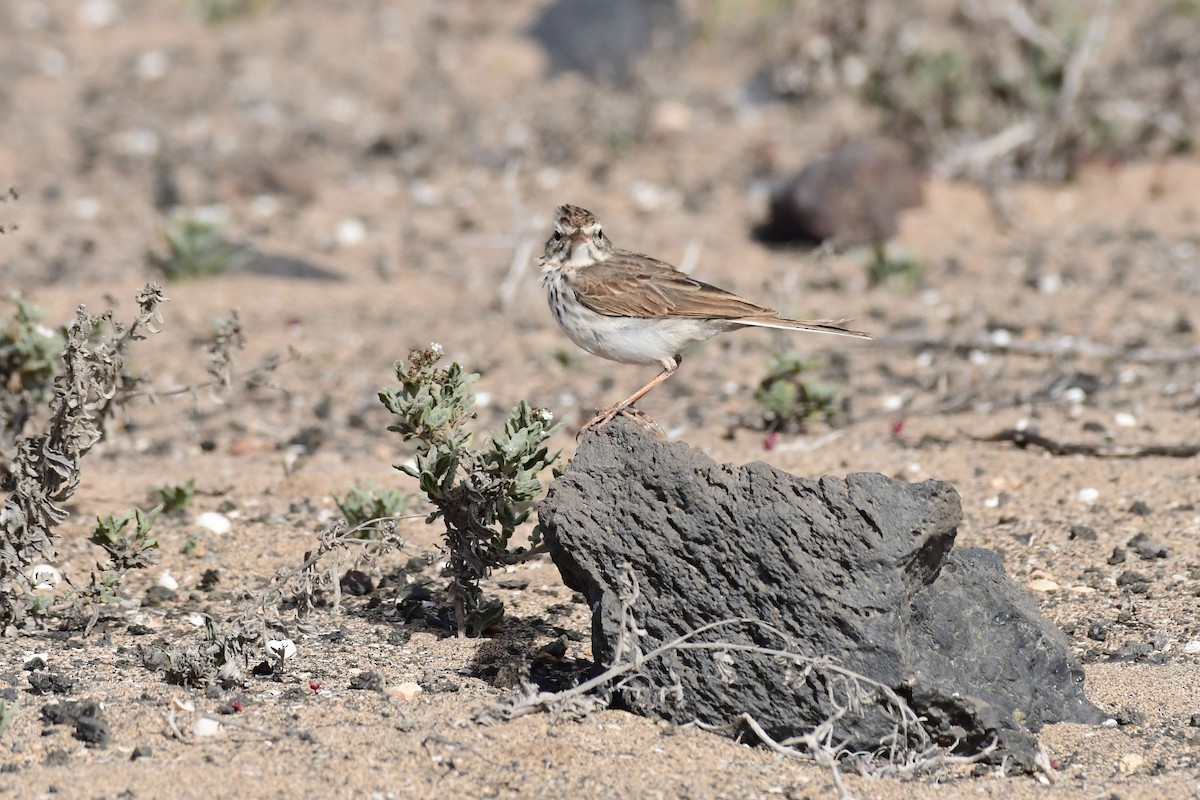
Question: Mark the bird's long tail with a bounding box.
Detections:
[737,316,873,339]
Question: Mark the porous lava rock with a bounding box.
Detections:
[541,420,1105,768]
[757,136,924,247]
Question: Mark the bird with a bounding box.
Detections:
[539,204,872,435]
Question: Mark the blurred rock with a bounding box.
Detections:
[542,419,1104,770]
[757,136,924,247]
[530,0,687,84]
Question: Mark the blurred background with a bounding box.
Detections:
[1,0,1198,443]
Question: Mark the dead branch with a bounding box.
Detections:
[477,566,1002,789]
[973,427,1200,458]
[877,333,1200,365]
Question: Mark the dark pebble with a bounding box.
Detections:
[1116,571,1151,594]
[1189,713,1200,728]
[1087,623,1107,642]
[1069,525,1097,541]
[349,671,386,692]
[28,673,76,696]
[1115,706,1146,726]
[1128,500,1152,516]
[1107,547,1127,565]
[1127,532,1169,560]
[340,569,375,596]
[130,745,152,761]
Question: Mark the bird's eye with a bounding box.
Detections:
[552,231,563,241]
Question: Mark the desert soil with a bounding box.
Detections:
[1,1,1199,798]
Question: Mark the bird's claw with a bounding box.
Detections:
[577,405,665,440]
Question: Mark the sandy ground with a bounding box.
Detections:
[2,1,1200,798]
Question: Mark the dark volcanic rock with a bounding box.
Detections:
[541,420,1104,768]
[757,136,924,246]
[530,0,686,84]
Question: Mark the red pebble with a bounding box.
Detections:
[763,431,778,451]
[309,680,322,693]
[891,418,905,437]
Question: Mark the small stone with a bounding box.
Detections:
[192,717,221,737]
[157,570,179,591]
[1116,571,1150,594]
[1077,487,1099,505]
[1128,501,1152,517]
[1107,547,1126,565]
[1183,640,1200,655]
[340,570,374,596]
[1086,623,1107,642]
[391,682,423,702]
[28,673,75,696]
[1114,412,1138,428]
[130,745,152,761]
[194,512,231,535]
[1027,578,1060,592]
[349,671,386,692]
[1189,713,1200,727]
[1118,753,1146,773]
[1127,532,1169,560]
[1116,707,1145,726]
[335,218,366,247]
[1068,525,1097,541]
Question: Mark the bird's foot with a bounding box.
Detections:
[577,405,665,440]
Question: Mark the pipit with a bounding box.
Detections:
[539,204,873,435]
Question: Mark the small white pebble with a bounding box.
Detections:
[1183,640,1200,655]
[250,195,279,218]
[157,570,179,591]
[915,351,934,368]
[38,49,67,77]
[1027,578,1060,593]
[172,697,195,713]
[411,180,442,207]
[391,682,423,701]
[1063,387,1086,404]
[882,394,906,412]
[474,391,493,407]
[335,217,366,246]
[1038,273,1062,294]
[136,50,169,81]
[1077,488,1099,505]
[969,350,990,365]
[1118,753,1146,774]
[983,496,1000,509]
[74,197,101,220]
[195,512,231,535]
[1114,412,1137,428]
[78,0,118,27]
[186,613,206,627]
[535,167,562,190]
[193,716,221,737]
[119,127,160,156]
[1102,718,1118,728]
[988,329,1012,347]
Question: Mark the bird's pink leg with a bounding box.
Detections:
[579,359,679,438]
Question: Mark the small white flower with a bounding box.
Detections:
[27,564,62,589]
[267,638,297,660]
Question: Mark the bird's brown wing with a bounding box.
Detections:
[569,259,773,320]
